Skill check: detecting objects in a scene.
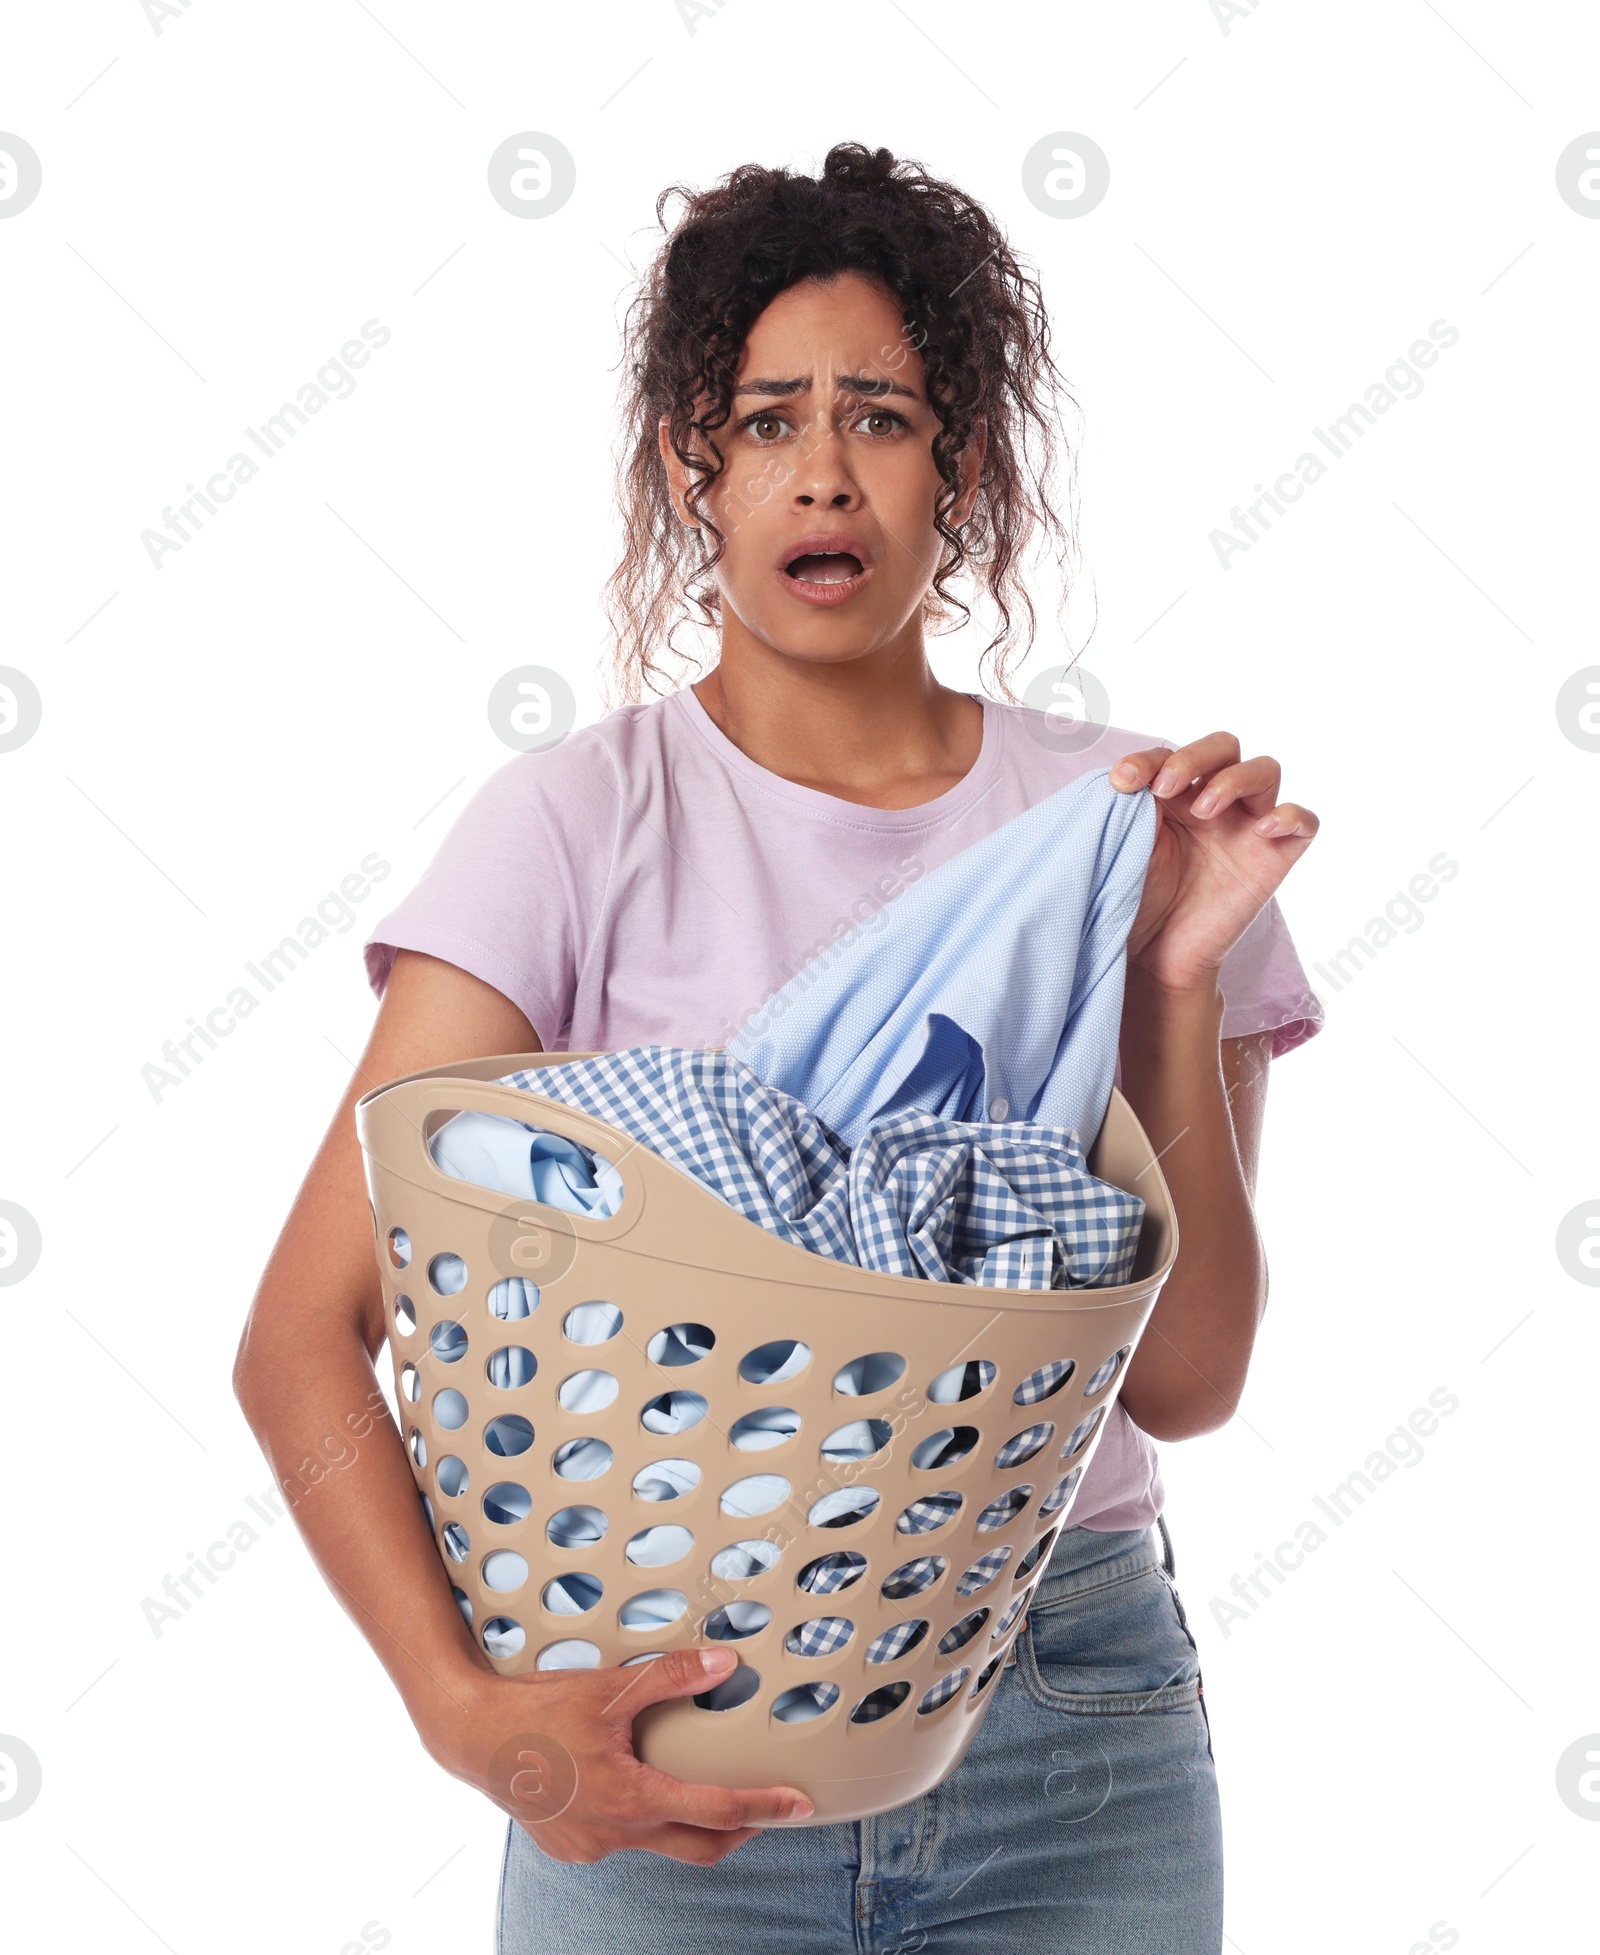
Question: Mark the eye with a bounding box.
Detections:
[741,411,790,442]
[854,407,909,437]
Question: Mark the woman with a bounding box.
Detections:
[234,143,1321,1952]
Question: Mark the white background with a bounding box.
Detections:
[2,1,1596,1950]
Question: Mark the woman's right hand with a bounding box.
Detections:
[422,1644,815,1863]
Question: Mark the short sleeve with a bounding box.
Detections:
[362,736,620,1045]
[1215,894,1325,1059]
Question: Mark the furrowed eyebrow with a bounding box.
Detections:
[733,373,921,402]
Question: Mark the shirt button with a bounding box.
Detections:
[989,1097,1010,1121]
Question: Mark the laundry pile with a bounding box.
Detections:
[427,768,1158,1293]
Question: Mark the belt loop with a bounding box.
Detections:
[1156,1511,1176,1578]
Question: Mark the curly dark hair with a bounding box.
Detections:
[602,141,1083,707]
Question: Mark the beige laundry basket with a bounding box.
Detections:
[355,1053,1178,1825]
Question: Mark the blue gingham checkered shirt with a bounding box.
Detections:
[489,1047,1143,1290]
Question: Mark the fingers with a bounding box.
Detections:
[595,1644,732,1718]
[528,1817,767,1867]
[1112,738,1315,839]
[625,1759,815,1830]
[1109,732,1240,794]
[1187,754,1281,819]
[1249,800,1319,841]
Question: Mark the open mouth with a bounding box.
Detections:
[784,551,866,585]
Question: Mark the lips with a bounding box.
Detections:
[778,532,875,606]
[785,551,864,584]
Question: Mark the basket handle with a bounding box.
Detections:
[354,1053,657,1233]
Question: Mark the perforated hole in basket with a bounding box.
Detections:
[484,1414,535,1458]
[991,1594,1027,1640]
[787,1615,855,1658]
[642,1390,708,1436]
[995,1423,1053,1469]
[772,1681,839,1724]
[740,1338,811,1386]
[1013,1527,1061,1582]
[967,1653,1005,1700]
[939,1607,990,1655]
[881,1554,947,1600]
[400,1363,420,1403]
[911,1426,979,1471]
[482,1616,525,1658]
[553,1437,613,1481]
[866,1618,929,1663]
[730,1407,800,1451]
[621,1588,688,1632]
[832,1351,906,1396]
[851,1680,910,1725]
[809,1486,879,1529]
[408,1428,427,1468]
[433,1388,468,1430]
[626,1524,693,1568]
[636,1459,701,1502]
[437,1455,469,1497]
[420,1493,435,1533]
[484,1482,532,1526]
[957,1546,1013,1596]
[393,1296,416,1336]
[1039,1467,1083,1517]
[1061,1405,1107,1458]
[821,1418,892,1464]
[917,1668,968,1714]
[482,1550,528,1592]
[547,1504,607,1548]
[441,1522,469,1563]
[896,1491,962,1536]
[724,1473,790,1518]
[537,1639,600,1671]
[705,1601,772,1642]
[648,1322,714,1366]
[386,1227,411,1270]
[428,1253,467,1296]
[488,1347,537,1391]
[1085,1344,1133,1396]
[976,1487,1034,1533]
[488,1278,538,1321]
[927,1359,996,1404]
[557,1367,614,1411]
[428,1320,468,1364]
[564,1301,622,1344]
[1012,1358,1075,1405]
[694,1664,761,1712]
[544,1571,602,1615]
[799,1550,867,1596]
[712,1539,783,1581]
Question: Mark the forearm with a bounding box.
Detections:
[234,1311,493,1741]
[1112,968,1267,1440]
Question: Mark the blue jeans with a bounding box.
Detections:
[496,1520,1222,1953]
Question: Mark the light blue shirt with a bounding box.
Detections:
[728,768,1157,1151]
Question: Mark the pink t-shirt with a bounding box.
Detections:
[364,686,1324,1530]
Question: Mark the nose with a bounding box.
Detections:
[788,401,862,510]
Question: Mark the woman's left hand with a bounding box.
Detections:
[1110,732,1318,995]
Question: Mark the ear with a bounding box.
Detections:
[658,414,698,529]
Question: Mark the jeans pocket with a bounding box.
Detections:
[1017,1562,1203,1718]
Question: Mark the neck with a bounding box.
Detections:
[691,634,985,811]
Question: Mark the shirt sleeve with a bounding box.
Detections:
[1215,894,1325,1058]
[362,735,620,1046]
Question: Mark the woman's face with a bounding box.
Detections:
[661,270,983,670]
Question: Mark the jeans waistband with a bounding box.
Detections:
[1032,1518,1165,1604]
